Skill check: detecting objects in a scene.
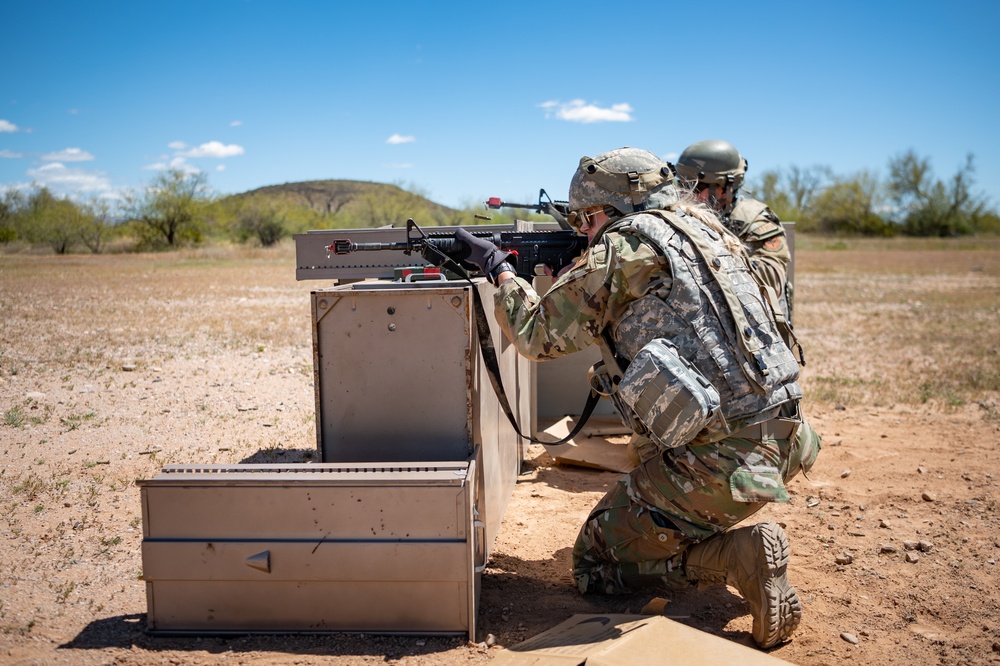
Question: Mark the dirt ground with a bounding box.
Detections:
[1,241,999,665]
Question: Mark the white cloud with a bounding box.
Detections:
[42,147,95,162]
[0,119,18,133]
[26,162,112,195]
[230,120,243,127]
[386,134,415,145]
[216,164,226,171]
[539,99,634,124]
[145,138,241,173]
[180,140,244,158]
[0,149,22,158]
[142,155,201,174]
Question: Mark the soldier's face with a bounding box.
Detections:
[697,185,731,212]
[578,207,609,243]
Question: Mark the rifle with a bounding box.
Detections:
[485,188,573,231]
[328,218,588,280]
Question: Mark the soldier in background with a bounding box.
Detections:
[676,139,798,352]
[454,147,821,649]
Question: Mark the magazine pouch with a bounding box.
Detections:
[616,338,721,450]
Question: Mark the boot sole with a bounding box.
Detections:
[754,522,802,649]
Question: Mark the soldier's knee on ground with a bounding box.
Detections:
[785,418,822,481]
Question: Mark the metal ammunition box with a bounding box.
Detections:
[139,462,482,637]
[140,227,533,639]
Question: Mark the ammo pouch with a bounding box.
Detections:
[614,339,722,450]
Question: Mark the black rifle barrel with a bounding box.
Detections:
[330,239,411,254]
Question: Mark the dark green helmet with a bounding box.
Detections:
[568,147,675,218]
[675,139,748,191]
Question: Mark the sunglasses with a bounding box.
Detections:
[568,205,615,231]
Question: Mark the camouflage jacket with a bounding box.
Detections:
[728,198,792,325]
[494,209,801,438]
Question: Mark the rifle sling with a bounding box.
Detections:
[470,281,601,447]
[423,241,601,447]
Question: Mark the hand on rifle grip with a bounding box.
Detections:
[454,228,512,276]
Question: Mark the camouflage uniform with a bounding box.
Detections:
[494,207,821,595]
[728,197,796,344]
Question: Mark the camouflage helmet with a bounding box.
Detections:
[568,147,675,218]
[675,139,748,191]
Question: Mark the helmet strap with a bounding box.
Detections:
[626,171,647,211]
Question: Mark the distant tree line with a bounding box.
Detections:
[3,150,998,254]
[0,170,478,254]
[750,150,1000,236]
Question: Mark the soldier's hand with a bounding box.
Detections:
[454,228,512,276]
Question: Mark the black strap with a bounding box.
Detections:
[422,241,602,446]
[470,285,601,446]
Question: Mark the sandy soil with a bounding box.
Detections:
[1,245,998,665]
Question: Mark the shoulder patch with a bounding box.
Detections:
[763,236,785,252]
[746,218,784,241]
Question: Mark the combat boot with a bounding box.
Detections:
[684,522,802,649]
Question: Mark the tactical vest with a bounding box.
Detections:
[598,210,801,440]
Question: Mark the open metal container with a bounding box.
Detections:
[138,226,533,640]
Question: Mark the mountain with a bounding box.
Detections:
[228,179,460,219]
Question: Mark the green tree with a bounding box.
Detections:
[887,151,987,236]
[78,198,115,254]
[125,169,210,247]
[0,189,25,243]
[752,165,830,228]
[810,171,892,236]
[976,210,1000,234]
[21,187,87,253]
[756,170,792,218]
[235,200,287,247]
[47,199,87,253]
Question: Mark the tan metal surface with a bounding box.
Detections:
[140,470,469,540]
[293,224,514,282]
[312,283,475,463]
[784,221,796,289]
[146,581,471,634]
[143,541,469,581]
[309,278,530,556]
[140,461,480,637]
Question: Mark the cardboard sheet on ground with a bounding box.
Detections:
[491,613,794,666]
[538,416,633,473]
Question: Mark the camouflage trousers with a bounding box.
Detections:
[572,418,821,594]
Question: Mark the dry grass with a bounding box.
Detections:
[1,242,320,645]
[794,236,1000,410]
[3,237,997,410]
[0,243,312,376]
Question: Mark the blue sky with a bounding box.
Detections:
[2,1,999,214]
